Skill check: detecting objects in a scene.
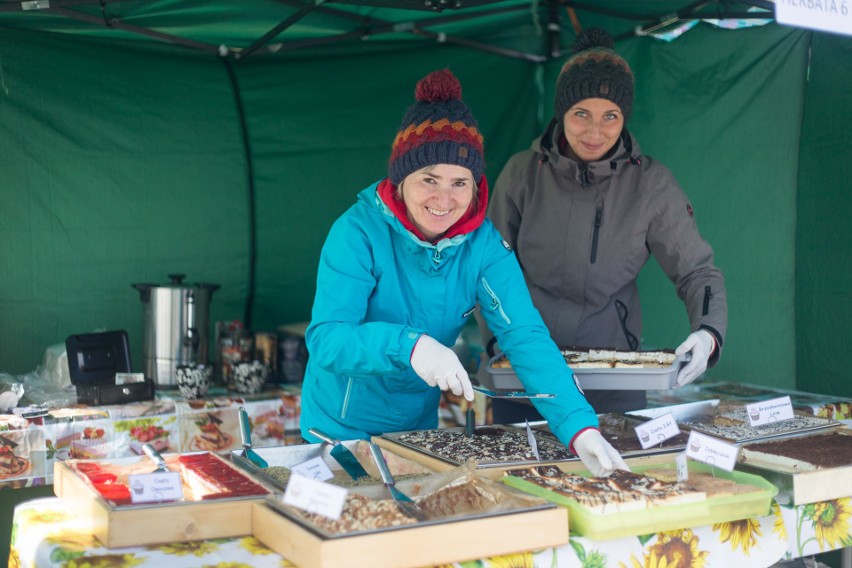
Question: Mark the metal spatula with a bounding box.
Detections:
[368,441,427,521]
[238,407,268,468]
[309,428,370,480]
[141,443,169,473]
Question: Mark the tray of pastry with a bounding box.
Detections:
[377,424,577,471]
[53,451,275,548]
[518,413,689,458]
[229,439,434,492]
[480,348,685,392]
[252,462,568,568]
[674,402,843,444]
[501,453,777,540]
[736,428,852,504]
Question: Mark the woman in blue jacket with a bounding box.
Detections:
[300,69,625,476]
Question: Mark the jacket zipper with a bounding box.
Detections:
[702,286,712,316]
[579,164,591,187]
[481,278,511,325]
[590,206,603,263]
[340,377,354,420]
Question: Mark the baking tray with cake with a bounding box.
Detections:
[377,424,577,472]
[228,439,435,492]
[673,403,843,444]
[501,453,777,541]
[736,428,852,505]
[514,414,690,458]
[251,461,569,568]
[478,347,686,393]
[53,451,276,548]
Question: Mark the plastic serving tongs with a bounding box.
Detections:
[239,406,268,468]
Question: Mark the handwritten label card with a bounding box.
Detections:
[685,431,739,471]
[129,472,183,504]
[746,396,795,427]
[634,412,681,449]
[283,474,347,520]
[291,456,334,481]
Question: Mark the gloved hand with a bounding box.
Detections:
[675,330,715,388]
[572,429,629,477]
[410,335,474,402]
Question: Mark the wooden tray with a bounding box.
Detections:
[737,428,852,505]
[252,496,567,568]
[53,453,273,548]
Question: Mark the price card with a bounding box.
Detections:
[291,456,334,481]
[633,412,681,449]
[525,420,541,462]
[685,431,739,471]
[129,472,184,504]
[283,474,347,520]
[746,396,795,427]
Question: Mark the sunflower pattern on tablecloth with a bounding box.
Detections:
[618,529,710,568]
[712,516,762,555]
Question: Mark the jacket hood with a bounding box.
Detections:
[371,176,489,244]
[531,119,643,184]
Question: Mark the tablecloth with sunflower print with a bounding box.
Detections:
[10,496,810,568]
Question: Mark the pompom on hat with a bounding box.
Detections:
[388,69,485,186]
[554,28,634,122]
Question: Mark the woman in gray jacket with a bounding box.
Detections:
[484,28,727,415]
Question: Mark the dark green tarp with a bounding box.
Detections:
[1,1,850,398]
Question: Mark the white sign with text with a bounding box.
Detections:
[775,0,852,36]
[291,456,334,481]
[746,396,796,427]
[283,473,347,520]
[129,472,184,504]
[634,412,681,449]
[685,431,739,471]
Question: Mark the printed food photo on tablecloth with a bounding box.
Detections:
[242,400,286,446]
[180,408,239,452]
[68,419,116,460]
[0,414,44,481]
[114,416,177,456]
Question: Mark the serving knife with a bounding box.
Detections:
[308,427,370,480]
[238,406,268,468]
[472,386,555,399]
[141,443,169,473]
[368,441,427,522]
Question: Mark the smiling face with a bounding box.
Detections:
[562,97,625,162]
[400,164,475,241]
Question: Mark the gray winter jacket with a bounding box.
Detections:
[488,121,727,410]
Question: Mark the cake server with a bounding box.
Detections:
[308,427,370,480]
[368,441,427,522]
[238,406,268,468]
[141,443,169,473]
[473,386,555,399]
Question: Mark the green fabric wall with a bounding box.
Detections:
[0,23,848,397]
[796,32,852,398]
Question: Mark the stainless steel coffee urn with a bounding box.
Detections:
[132,274,220,388]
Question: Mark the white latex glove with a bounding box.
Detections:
[572,429,629,477]
[410,335,474,402]
[675,330,715,388]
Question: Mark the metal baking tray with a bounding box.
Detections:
[228,440,433,492]
[514,414,689,458]
[379,424,576,469]
[260,474,558,540]
[736,429,852,505]
[479,351,686,392]
[673,405,843,444]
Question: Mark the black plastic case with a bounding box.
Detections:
[65,330,154,405]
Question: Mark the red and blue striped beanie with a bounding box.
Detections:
[388,69,485,186]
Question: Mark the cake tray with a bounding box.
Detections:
[479,351,686,392]
[736,429,852,505]
[228,439,434,493]
[673,406,843,444]
[378,424,578,470]
[502,456,777,541]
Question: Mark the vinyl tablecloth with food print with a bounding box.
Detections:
[9,496,808,568]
